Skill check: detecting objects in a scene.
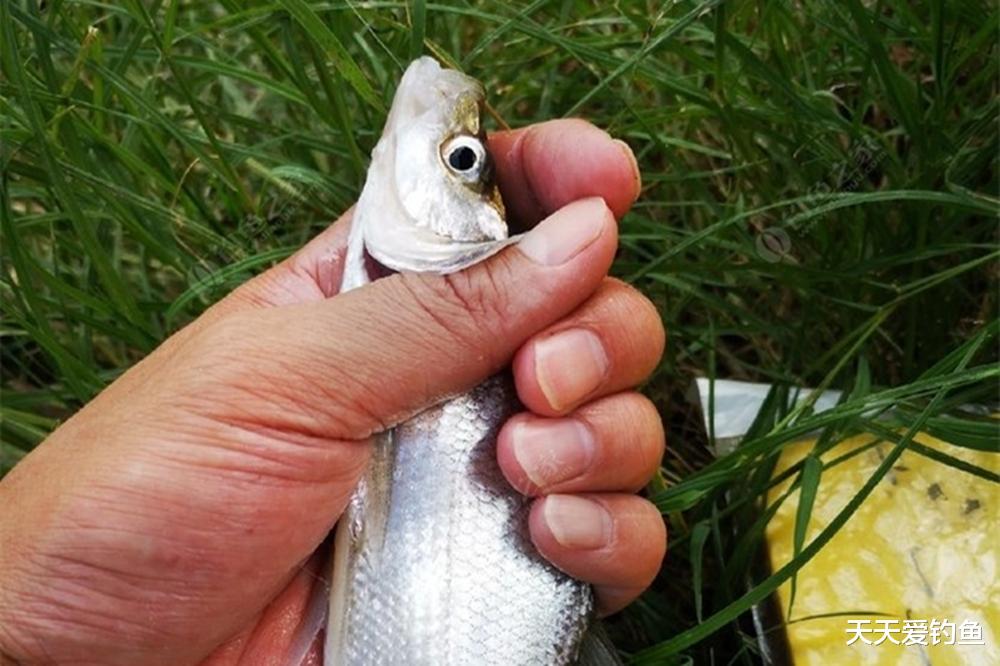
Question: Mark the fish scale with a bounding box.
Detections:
[336,377,592,665]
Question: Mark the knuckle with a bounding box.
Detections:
[616,395,666,485]
[626,500,668,580]
[182,315,272,397]
[317,371,393,437]
[606,279,665,342]
[584,393,665,478]
[163,314,262,404]
[630,394,666,454]
[624,289,666,356]
[589,280,666,367]
[188,311,262,373]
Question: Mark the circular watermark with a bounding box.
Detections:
[755,227,793,263]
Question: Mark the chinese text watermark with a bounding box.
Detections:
[846,618,986,646]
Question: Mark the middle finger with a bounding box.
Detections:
[512,278,665,416]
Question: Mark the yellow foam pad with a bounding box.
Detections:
[766,431,998,665]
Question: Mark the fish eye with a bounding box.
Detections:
[449,146,477,171]
[442,136,485,179]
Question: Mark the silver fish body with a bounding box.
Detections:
[324,57,593,665]
[327,377,592,665]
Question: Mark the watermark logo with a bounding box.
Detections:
[846,618,986,646]
[180,175,323,299]
[755,227,793,263]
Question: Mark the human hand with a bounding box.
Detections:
[0,119,667,665]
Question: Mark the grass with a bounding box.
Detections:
[1,1,997,663]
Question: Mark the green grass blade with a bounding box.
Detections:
[275,0,383,111]
[409,0,427,61]
[788,453,822,617]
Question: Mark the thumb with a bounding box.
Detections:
[206,197,618,441]
[0,197,617,665]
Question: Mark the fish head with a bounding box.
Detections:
[349,57,514,281]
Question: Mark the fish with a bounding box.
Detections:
[323,56,594,665]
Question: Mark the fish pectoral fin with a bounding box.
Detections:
[575,622,625,666]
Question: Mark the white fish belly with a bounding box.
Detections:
[327,375,593,665]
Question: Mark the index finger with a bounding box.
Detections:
[489,119,642,230]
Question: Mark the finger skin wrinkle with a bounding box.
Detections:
[1,525,207,663]
[228,269,314,310]
[0,623,35,665]
[396,274,487,365]
[442,263,513,339]
[180,314,390,440]
[575,394,665,492]
[588,279,665,365]
[151,417,368,488]
[285,346,394,439]
[0,463,333,664]
[615,282,666,369]
[395,258,521,379]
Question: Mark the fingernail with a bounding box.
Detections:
[613,139,641,189]
[512,418,595,489]
[518,197,608,266]
[543,495,612,550]
[534,329,608,411]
